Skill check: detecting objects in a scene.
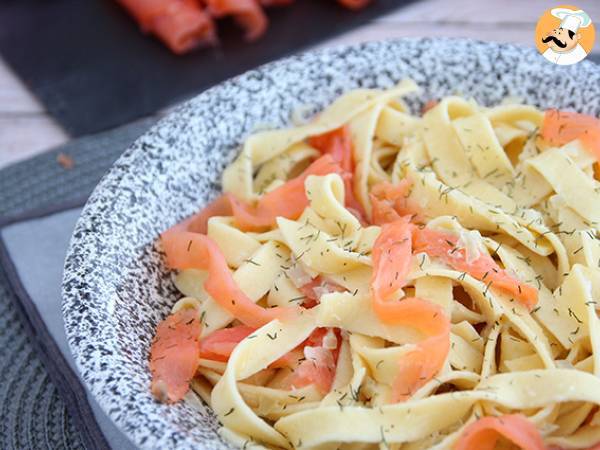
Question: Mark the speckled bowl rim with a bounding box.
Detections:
[62,38,600,449]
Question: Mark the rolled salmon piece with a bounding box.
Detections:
[205,0,268,41]
[337,0,370,10]
[117,0,217,54]
[260,0,294,6]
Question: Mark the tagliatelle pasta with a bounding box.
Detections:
[150,80,600,450]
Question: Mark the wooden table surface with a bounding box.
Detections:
[2,0,599,169]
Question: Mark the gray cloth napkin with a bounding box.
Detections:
[1,208,136,450]
[0,116,157,449]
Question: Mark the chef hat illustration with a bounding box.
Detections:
[551,8,592,33]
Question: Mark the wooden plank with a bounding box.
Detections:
[0,58,45,114]
[320,22,600,55]
[379,0,600,24]
[325,22,533,46]
[0,116,67,168]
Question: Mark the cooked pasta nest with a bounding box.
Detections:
[152,80,600,450]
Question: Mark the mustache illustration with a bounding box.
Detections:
[542,35,567,48]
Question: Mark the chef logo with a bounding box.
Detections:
[535,5,595,66]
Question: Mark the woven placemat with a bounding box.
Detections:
[0,118,154,449]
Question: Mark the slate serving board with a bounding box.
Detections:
[0,0,411,136]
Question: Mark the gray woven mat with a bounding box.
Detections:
[0,118,154,449]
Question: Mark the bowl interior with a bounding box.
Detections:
[62,38,600,449]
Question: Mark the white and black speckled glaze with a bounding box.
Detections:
[62,39,600,449]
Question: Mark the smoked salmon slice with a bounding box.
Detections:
[290,328,341,394]
[421,99,439,115]
[231,154,343,230]
[370,180,416,225]
[197,324,299,369]
[184,194,235,235]
[336,0,371,10]
[309,126,354,173]
[298,276,347,308]
[204,0,267,41]
[149,307,201,402]
[370,182,538,309]
[454,414,545,450]
[370,217,451,401]
[541,109,600,162]
[197,323,341,394]
[177,154,343,233]
[413,227,538,310]
[309,126,367,223]
[291,346,337,394]
[260,0,294,5]
[161,226,298,327]
[117,0,216,54]
[199,325,256,361]
[272,328,337,373]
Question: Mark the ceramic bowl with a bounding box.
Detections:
[62,38,600,449]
